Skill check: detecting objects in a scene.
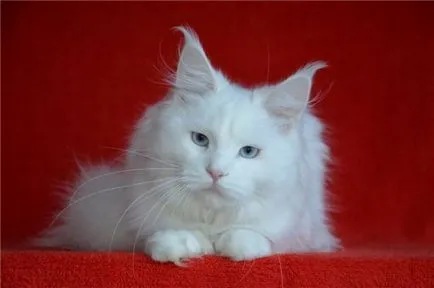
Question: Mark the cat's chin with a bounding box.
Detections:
[200,192,238,208]
[183,179,247,203]
[189,184,241,205]
[204,185,243,202]
[208,184,224,195]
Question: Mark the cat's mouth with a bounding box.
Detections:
[205,183,235,200]
[185,178,235,199]
[209,183,222,194]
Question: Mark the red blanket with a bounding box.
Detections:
[2,249,434,288]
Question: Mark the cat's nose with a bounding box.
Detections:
[206,168,226,182]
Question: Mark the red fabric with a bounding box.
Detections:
[2,2,434,287]
[2,249,434,288]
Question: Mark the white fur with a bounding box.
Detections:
[36,27,339,263]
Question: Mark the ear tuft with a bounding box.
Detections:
[295,61,327,79]
[172,26,202,50]
[170,26,217,95]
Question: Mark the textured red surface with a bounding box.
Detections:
[2,2,434,287]
[2,249,434,288]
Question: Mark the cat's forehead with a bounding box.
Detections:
[184,87,277,144]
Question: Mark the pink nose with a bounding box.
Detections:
[206,168,225,182]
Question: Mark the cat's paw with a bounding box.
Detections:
[145,230,213,265]
[215,229,272,261]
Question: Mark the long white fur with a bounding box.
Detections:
[36,26,339,263]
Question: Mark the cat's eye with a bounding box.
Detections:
[191,132,209,147]
[239,146,260,159]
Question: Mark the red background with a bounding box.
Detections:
[2,2,434,249]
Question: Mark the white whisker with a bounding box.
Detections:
[131,187,180,274]
[108,177,186,251]
[69,167,177,203]
[278,254,284,288]
[151,184,187,227]
[49,177,176,229]
[236,260,255,285]
[103,146,180,168]
[169,184,189,217]
[266,41,270,82]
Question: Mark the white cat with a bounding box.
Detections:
[36,27,339,264]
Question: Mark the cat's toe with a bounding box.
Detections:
[145,230,212,264]
[215,229,272,261]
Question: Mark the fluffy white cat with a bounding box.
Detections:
[36,27,339,263]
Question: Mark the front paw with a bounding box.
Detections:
[145,230,213,265]
[215,229,272,261]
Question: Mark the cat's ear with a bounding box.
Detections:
[172,26,217,95]
[265,62,326,124]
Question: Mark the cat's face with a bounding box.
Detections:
[156,85,295,202]
[134,27,324,204]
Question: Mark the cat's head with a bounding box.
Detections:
[133,27,325,204]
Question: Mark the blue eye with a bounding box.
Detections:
[191,132,209,147]
[239,146,260,159]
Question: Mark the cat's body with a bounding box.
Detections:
[37,27,339,263]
